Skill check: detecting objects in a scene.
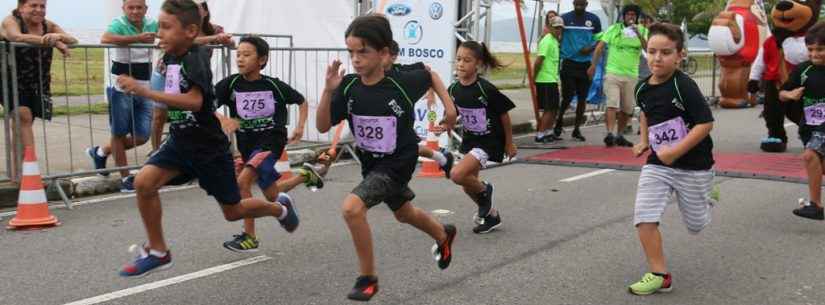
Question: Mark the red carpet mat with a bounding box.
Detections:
[525,146,807,183]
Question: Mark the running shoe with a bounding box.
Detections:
[222,232,260,253]
[628,272,672,295]
[431,224,457,270]
[119,244,172,277]
[347,275,379,301]
[277,193,300,232]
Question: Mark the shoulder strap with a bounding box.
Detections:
[801,64,814,85]
[265,78,286,101]
[385,76,413,107]
[476,81,488,99]
[342,76,359,97]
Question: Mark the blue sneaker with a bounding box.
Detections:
[85,146,109,176]
[277,193,299,232]
[119,244,172,277]
[121,176,136,193]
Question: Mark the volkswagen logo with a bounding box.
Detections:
[403,20,423,45]
[429,2,444,20]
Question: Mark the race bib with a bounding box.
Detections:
[458,106,488,134]
[234,91,276,119]
[164,64,182,94]
[648,117,688,151]
[352,115,397,154]
[805,103,825,126]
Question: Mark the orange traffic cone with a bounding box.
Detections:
[418,121,445,178]
[7,146,59,230]
[276,149,293,181]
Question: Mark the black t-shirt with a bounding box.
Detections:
[162,45,229,160]
[215,74,305,159]
[449,78,515,162]
[389,62,427,75]
[636,70,714,170]
[330,70,432,184]
[782,61,825,134]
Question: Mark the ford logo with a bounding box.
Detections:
[430,2,444,20]
[386,3,412,16]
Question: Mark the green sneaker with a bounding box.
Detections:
[628,272,672,295]
[710,184,721,204]
[297,163,324,190]
[222,232,260,253]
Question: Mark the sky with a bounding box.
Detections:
[0,0,163,29]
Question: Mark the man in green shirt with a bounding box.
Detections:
[87,0,158,192]
[533,15,564,143]
[589,4,648,147]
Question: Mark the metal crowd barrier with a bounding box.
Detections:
[0,38,360,190]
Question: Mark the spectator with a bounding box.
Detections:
[87,0,157,192]
[589,4,648,147]
[533,14,564,143]
[556,0,601,142]
[1,0,76,172]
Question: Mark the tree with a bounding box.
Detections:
[627,0,724,38]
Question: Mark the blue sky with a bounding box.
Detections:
[0,0,163,29]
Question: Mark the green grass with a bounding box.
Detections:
[50,48,106,97]
[0,103,108,118]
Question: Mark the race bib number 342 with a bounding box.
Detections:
[648,117,688,151]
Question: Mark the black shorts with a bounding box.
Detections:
[560,60,591,105]
[4,93,52,120]
[352,171,415,211]
[536,82,560,111]
[146,138,241,205]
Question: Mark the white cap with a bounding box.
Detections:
[549,16,564,28]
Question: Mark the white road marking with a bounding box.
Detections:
[560,169,615,182]
[63,255,272,305]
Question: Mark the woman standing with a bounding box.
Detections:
[1,0,76,169]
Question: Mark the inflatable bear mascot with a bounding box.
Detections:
[750,0,821,152]
[709,0,769,109]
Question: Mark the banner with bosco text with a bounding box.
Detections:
[374,0,458,141]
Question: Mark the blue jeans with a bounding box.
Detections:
[107,86,153,139]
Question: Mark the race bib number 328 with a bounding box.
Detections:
[352,115,397,154]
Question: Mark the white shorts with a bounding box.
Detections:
[633,164,715,234]
[467,148,490,168]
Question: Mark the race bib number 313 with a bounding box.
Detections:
[352,115,397,154]
[648,117,688,151]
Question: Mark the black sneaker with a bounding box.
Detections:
[572,129,586,141]
[793,200,824,220]
[222,232,260,253]
[544,134,559,143]
[473,212,502,234]
[534,135,545,143]
[604,133,616,147]
[615,135,634,147]
[439,148,454,179]
[276,193,299,232]
[553,126,563,138]
[476,181,494,219]
[347,275,379,301]
[431,224,457,270]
